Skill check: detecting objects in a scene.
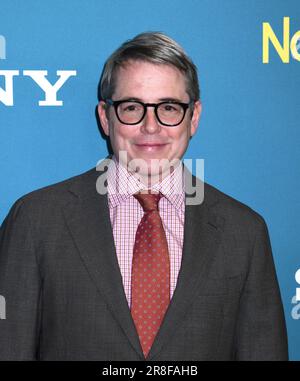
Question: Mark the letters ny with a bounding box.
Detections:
[0,70,77,106]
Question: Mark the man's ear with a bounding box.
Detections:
[190,100,202,137]
[97,101,110,137]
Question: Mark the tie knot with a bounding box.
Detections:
[134,191,162,212]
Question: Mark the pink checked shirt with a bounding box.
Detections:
[107,156,185,308]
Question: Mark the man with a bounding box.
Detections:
[0,32,288,360]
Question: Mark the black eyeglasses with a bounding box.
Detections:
[105,99,194,127]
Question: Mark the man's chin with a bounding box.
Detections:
[128,159,178,185]
[116,151,181,183]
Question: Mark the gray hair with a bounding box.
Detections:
[98,31,200,102]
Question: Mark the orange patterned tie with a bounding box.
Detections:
[131,191,170,358]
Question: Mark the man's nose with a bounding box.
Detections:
[140,107,161,134]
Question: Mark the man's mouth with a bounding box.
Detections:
[134,143,169,151]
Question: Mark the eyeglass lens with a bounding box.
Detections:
[116,101,185,126]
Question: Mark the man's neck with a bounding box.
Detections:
[135,169,174,188]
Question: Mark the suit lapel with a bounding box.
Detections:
[62,168,144,359]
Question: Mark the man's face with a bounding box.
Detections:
[98,60,201,182]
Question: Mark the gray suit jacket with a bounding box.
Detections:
[0,165,288,360]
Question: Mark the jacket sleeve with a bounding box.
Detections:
[0,199,42,360]
[234,217,288,360]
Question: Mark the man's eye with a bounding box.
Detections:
[125,105,136,112]
[121,103,141,112]
[163,104,179,112]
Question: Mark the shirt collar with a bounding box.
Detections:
[107,155,185,210]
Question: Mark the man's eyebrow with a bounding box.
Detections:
[115,97,143,102]
[158,97,184,103]
[115,97,185,103]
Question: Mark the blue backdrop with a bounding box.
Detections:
[0,0,299,360]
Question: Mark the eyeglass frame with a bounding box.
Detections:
[105,99,194,127]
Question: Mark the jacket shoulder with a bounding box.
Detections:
[203,181,268,230]
[3,168,99,224]
[18,167,97,203]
